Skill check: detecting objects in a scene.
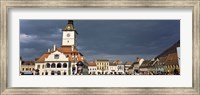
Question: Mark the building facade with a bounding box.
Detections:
[124,62,133,74]
[95,59,109,75]
[20,58,35,75]
[34,20,86,75]
[88,62,97,75]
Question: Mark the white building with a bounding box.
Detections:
[109,61,118,75]
[88,62,97,75]
[117,64,125,75]
[34,20,85,75]
[124,61,133,74]
[108,60,125,75]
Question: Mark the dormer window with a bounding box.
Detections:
[66,55,69,58]
[54,54,59,59]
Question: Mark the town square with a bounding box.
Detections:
[20,20,180,75]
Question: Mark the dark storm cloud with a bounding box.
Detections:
[20,20,180,62]
[75,20,179,55]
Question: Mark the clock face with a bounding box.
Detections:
[67,33,70,37]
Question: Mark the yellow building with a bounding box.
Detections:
[20,60,35,75]
[95,59,109,75]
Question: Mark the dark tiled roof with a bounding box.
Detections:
[139,60,152,68]
[159,57,167,63]
[124,62,133,65]
[88,62,96,66]
[153,41,180,66]
[96,59,109,61]
[133,62,139,64]
[156,40,180,58]
[22,61,35,65]
[109,63,117,66]
[164,53,179,65]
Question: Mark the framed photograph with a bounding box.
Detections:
[1,0,199,95]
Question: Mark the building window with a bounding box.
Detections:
[46,63,50,68]
[42,65,44,69]
[35,72,39,75]
[54,54,59,59]
[63,63,67,68]
[51,63,55,68]
[57,63,61,68]
[33,68,34,70]
[75,57,78,61]
[57,71,61,75]
[37,65,40,69]
[66,55,69,58]
[51,71,55,75]
[26,68,28,71]
[63,72,66,75]
[45,72,48,75]
[72,57,75,60]
[22,68,24,71]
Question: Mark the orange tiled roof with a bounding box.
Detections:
[35,46,84,63]
[57,46,78,53]
[35,53,50,63]
[88,62,96,66]
[22,61,35,65]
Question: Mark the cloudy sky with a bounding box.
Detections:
[20,20,180,62]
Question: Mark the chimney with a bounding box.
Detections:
[48,49,50,52]
[53,44,56,51]
[72,46,74,51]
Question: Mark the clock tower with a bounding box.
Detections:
[62,20,78,47]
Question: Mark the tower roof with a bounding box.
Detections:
[63,20,76,31]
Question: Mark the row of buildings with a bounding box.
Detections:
[20,20,180,75]
[138,41,180,75]
[88,59,125,75]
[86,41,180,75]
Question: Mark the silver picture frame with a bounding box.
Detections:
[0,0,199,94]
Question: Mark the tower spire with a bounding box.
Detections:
[63,20,75,31]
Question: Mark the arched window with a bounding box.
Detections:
[57,63,61,68]
[46,63,50,68]
[51,63,55,68]
[57,71,61,75]
[63,63,67,68]
[37,65,40,69]
[63,72,66,75]
[45,72,48,75]
[51,71,55,75]
[35,69,39,75]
